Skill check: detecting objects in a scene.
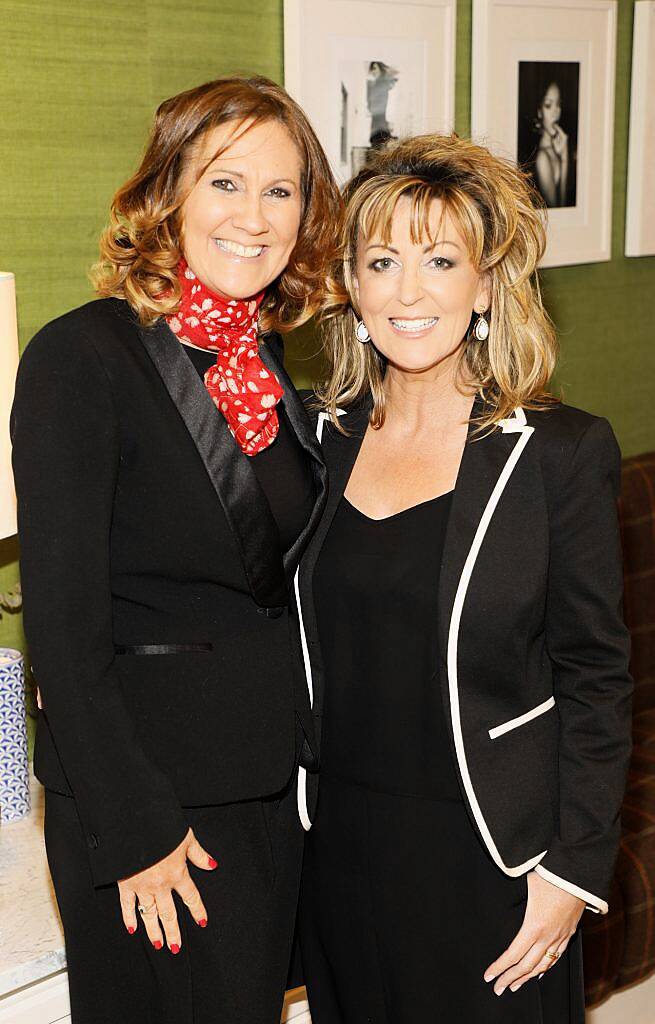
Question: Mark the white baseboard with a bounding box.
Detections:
[0,970,71,1024]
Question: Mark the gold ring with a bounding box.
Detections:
[138,902,156,915]
[545,950,560,961]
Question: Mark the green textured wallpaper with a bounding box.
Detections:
[1,0,654,697]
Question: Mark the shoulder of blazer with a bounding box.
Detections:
[524,401,621,499]
[20,297,139,373]
[524,401,618,455]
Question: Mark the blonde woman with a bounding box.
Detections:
[294,134,632,1021]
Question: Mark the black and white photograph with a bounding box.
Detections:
[517,61,579,209]
[339,57,421,177]
[472,0,616,267]
[284,0,456,183]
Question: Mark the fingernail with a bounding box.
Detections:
[170,943,180,955]
[198,918,207,928]
[153,940,163,950]
[208,857,218,869]
[484,973,495,983]
[510,984,520,992]
[127,926,135,935]
[495,987,505,997]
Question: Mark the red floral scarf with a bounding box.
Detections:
[166,260,284,456]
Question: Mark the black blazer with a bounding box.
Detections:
[295,393,632,913]
[11,298,327,886]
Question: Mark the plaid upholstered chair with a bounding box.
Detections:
[583,451,655,1006]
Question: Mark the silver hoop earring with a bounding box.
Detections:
[474,313,489,342]
[355,319,370,344]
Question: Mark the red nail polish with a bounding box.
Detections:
[198,918,207,928]
[127,926,135,935]
[153,940,163,950]
[208,857,218,869]
[171,943,180,955]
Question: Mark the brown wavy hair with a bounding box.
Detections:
[317,133,559,432]
[92,76,341,331]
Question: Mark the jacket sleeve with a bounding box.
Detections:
[11,324,189,886]
[535,417,632,913]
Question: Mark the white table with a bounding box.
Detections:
[0,777,68,1022]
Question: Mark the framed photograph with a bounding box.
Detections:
[625,1,655,257]
[284,0,456,184]
[472,0,617,268]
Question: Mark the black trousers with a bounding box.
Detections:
[45,773,303,1024]
[299,776,585,1023]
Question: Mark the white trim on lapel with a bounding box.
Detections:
[498,406,529,433]
[447,406,542,876]
[296,407,346,830]
[315,408,346,443]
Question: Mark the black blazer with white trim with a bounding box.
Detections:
[11,298,327,886]
[295,393,632,914]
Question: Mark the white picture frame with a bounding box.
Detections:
[471,0,617,268]
[284,0,456,186]
[625,1,655,257]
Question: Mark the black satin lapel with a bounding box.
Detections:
[259,337,325,466]
[139,320,287,608]
[258,338,328,576]
[437,420,519,660]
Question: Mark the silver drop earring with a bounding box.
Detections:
[474,312,490,342]
[355,319,371,344]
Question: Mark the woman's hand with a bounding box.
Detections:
[118,828,218,953]
[551,124,569,160]
[483,871,585,995]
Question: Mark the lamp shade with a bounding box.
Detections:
[0,273,19,540]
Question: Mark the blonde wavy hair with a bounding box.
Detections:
[92,76,341,332]
[317,133,559,431]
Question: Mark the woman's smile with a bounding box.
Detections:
[213,237,268,260]
[389,316,440,337]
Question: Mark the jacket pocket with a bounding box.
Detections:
[488,696,556,740]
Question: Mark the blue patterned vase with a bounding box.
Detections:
[0,647,30,822]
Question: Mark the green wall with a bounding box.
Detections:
[1,0,654,693]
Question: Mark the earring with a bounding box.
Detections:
[355,319,370,344]
[474,312,489,342]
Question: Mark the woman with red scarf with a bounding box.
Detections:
[11,76,338,1024]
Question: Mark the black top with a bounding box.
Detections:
[182,342,315,553]
[314,490,462,800]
